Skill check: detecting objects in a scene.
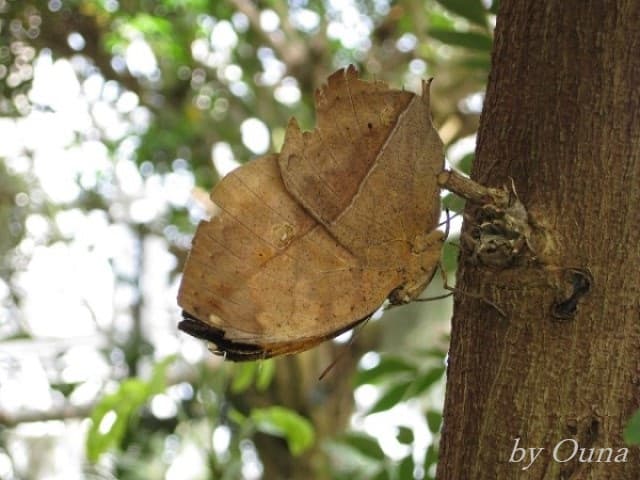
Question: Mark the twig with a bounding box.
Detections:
[0,404,94,428]
[0,368,197,428]
[437,169,509,207]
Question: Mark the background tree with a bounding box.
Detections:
[438,0,640,478]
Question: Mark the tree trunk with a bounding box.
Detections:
[437,1,640,479]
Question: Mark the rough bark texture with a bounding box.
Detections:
[438,1,640,479]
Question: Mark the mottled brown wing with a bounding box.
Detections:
[279,69,443,268]
[177,154,404,359]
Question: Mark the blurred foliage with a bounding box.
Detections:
[0,162,27,258]
[250,406,315,456]
[0,0,494,478]
[231,359,276,394]
[87,355,177,462]
[338,350,447,479]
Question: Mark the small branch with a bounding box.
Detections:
[438,170,544,268]
[0,404,94,428]
[437,169,509,207]
[0,368,197,428]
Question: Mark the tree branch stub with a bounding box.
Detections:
[438,169,537,268]
[438,170,591,320]
[437,169,510,208]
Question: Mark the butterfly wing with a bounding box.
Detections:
[177,154,403,359]
[279,69,444,270]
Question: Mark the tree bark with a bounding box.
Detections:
[438,1,640,479]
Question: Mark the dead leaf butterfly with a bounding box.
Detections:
[178,65,444,360]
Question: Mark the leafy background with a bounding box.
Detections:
[0,0,498,478]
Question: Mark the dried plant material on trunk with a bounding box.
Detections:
[178,66,444,360]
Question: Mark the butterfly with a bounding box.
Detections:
[177,66,444,360]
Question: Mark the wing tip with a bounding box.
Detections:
[316,64,360,98]
[179,310,270,361]
[421,77,434,104]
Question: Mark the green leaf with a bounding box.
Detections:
[457,152,474,174]
[255,359,276,392]
[371,466,391,480]
[426,410,443,434]
[397,455,414,480]
[489,0,500,15]
[114,14,189,66]
[50,382,79,397]
[251,407,314,456]
[396,426,414,445]
[231,362,257,393]
[129,14,174,36]
[428,28,493,52]
[407,366,446,397]
[86,379,148,462]
[624,409,640,444]
[356,355,417,386]
[423,444,439,478]
[456,55,492,72]
[149,355,177,394]
[340,433,385,461]
[415,346,449,359]
[442,240,459,272]
[368,380,413,414]
[1,331,32,341]
[162,0,209,10]
[434,0,489,29]
[442,192,465,214]
[228,407,247,426]
[231,360,274,393]
[427,9,455,29]
[86,356,175,462]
